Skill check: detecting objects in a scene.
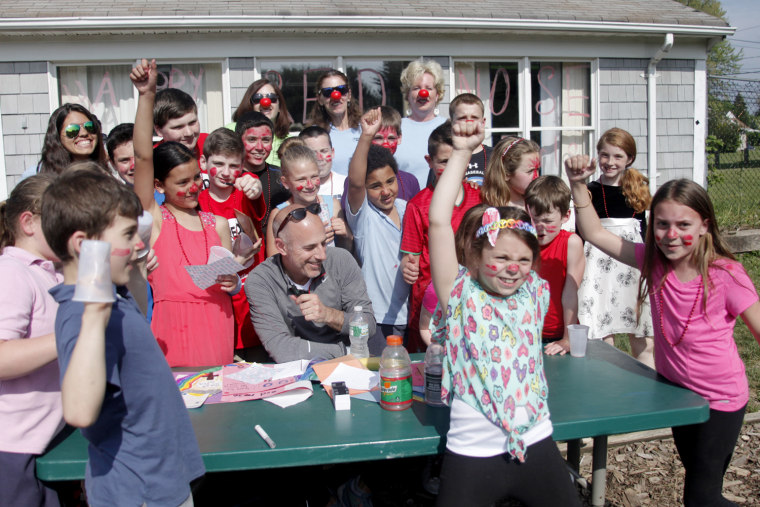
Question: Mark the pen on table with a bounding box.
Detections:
[255,424,276,449]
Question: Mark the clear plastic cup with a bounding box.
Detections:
[568,324,589,357]
[73,240,115,303]
[232,233,255,268]
[207,245,233,264]
[136,210,153,259]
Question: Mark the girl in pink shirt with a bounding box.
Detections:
[0,174,65,506]
[566,157,760,507]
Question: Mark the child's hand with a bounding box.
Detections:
[401,254,420,285]
[564,155,596,184]
[330,216,348,238]
[130,58,157,95]
[359,107,383,138]
[451,118,484,153]
[544,337,570,356]
[216,274,239,293]
[233,237,262,267]
[145,248,159,274]
[235,173,262,200]
[324,221,335,245]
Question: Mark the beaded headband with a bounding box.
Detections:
[501,138,524,159]
[475,207,537,246]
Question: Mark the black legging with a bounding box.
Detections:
[672,405,746,507]
[436,436,581,507]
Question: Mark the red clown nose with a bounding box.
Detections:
[418,89,430,98]
[260,97,272,108]
[330,90,342,101]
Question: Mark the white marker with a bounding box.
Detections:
[254,424,276,449]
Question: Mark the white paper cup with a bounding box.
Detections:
[207,245,234,264]
[568,324,589,358]
[73,240,115,303]
[136,210,153,259]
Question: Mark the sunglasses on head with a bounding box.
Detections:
[319,85,350,98]
[64,121,97,139]
[276,202,322,237]
[250,93,279,105]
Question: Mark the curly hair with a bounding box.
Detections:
[400,59,445,106]
[480,137,540,207]
[232,78,292,139]
[39,103,108,174]
[308,70,361,131]
[597,128,651,214]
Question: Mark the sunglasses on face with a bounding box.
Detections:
[251,93,279,105]
[319,85,350,98]
[63,121,97,139]
[276,202,322,237]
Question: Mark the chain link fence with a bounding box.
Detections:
[706,76,760,231]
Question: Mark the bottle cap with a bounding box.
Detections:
[386,335,402,346]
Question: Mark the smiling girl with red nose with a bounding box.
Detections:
[132,59,241,368]
[428,119,582,507]
[567,157,760,507]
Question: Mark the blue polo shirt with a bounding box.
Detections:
[346,196,409,326]
[51,284,205,506]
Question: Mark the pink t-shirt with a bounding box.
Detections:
[0,246,64,454]
[636,243,757,411]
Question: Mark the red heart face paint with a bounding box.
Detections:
[330,90,342,101]
[111,247,132,257]
[295,185,304,191]
[372,127,400,155]
[682,234,694,246]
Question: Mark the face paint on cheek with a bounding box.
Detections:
[111,248,132,257]
[232,170,241,179]
[544,225,558,234]
[209,167,218,178]
[176,190,186,197]
[296,185,304,191]
[682,234,694,246]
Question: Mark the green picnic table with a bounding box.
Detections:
[37,340,708,506]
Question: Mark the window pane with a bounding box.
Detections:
[344,60,410,115]
[260,61,334,128]
[531,62,591,129]
[454,61,520,145]
[58,63,224,135]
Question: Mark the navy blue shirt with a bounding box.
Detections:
[51,284,205,506]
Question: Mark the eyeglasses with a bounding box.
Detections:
[319,85,350,98]
[63,121,97,139]
[276,202,322,237]
[250,93,279,105]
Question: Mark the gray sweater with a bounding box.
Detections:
[245,247,376,363]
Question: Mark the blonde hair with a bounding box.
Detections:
[480,137,540,206]
[280,144,319,177]
[597,128,651,213]
[400,59,445,106]
[277,136,306,162]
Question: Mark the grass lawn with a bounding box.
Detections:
[707,165,760,230]
[614,250,760,413]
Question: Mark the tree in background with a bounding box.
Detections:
[675,0,742,77]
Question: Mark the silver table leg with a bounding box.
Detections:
[591,436,608,507]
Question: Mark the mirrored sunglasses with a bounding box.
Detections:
[64,121,97,139]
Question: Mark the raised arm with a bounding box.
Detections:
[565,155,638,268]
[429,120,484,308]
[131,59,159,219]
[347,108,382,214]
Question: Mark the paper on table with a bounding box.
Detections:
[263,381,314,408]
[323,363,379,391]
[185,257,246,290]
[182,392,210,409]
[225,360,308,384]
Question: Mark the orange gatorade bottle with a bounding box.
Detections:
[379,335,412,411]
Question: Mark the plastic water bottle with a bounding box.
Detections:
[379,335,412,411]
[348,306,369,359]
[424,343,446,407]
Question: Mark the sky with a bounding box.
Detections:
[721,0,760,80]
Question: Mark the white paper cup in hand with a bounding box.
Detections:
[136,210,153,259]
[207,245,234,264]
[568,324,589,357]
[73,240,116,303]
